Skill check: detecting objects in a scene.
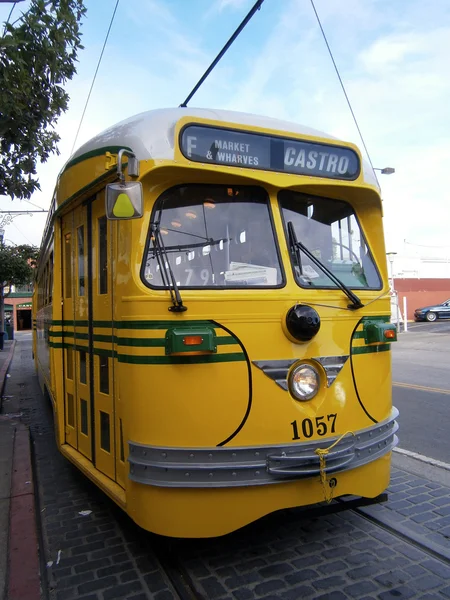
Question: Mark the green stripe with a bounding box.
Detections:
[51,319,221,330]
[351,344,391,355]
[48,339,244,364]
[114,320,221,330]
[117,352,245,365]
[49,332,236,347]
[93,348,117,358]
[62,146,132,173]
[116,337,165,347]
[50,320,89,328]
[49,331,89,340]
[49,342,88,352]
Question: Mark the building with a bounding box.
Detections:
[4,284,33,334]
[388,243,450,321]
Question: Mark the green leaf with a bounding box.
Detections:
[0,0,86,199]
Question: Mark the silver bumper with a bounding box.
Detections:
[128,408,399,488]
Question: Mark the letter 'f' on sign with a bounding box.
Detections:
[186,136,197,157]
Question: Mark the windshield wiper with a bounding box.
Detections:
[151,223,187,312]
[287,221,364,310]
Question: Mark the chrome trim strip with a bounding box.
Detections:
[252,359,296,390]
[128,408,399,488]
[314,355,349,386]
[252,355,349,390]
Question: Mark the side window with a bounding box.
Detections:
[48,252,53,304]
[77,225,85,296]
[64,233,72,298]
[98,216,108,294]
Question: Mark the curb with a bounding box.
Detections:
[8,423,41,600]
[0,340,16,397]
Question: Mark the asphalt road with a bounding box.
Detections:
[392,320,450,464]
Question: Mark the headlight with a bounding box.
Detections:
[289,363,320,401]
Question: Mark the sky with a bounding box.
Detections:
[1,0,450,275]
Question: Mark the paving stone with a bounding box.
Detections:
[428,488,449,497]
[198,576,227,597]
[314,592,348,600]
[258,563,293,578]
[410,512,439,524]
[119,569,140,583]
[321,546,353,559]
[374,570,409,587]
[153,591,177,600]
[77,575,117,594]
[143,571,169,593]
[316,560,348,574]
[343,580,378,597]
[223,572,261,589]
[421,558,450,578]
[253,579,286,595]
[347,562,386,580]
[413,574,445,591]
[377,587,416,599]
[430,496,450,507]
[103,580,144,599]
[232,588,254,600]
[312,575,347,590]
[285,569,319,585]
[434,505,450,516]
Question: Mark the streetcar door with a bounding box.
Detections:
[61,213,77,450]
[61,205,92,460]
[73,205,92,460]
[90,194,116,481]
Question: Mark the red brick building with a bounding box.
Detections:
[393,278,450,321]
[4,285,33,334]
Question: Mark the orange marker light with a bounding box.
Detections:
[183,336,203,346]
[384,329,396,339]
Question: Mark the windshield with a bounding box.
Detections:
[142,185,283,289]
[279,191,381,289]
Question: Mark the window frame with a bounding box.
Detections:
[140,183,286,291]
[278,190,382,291]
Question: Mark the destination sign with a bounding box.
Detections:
[180,125,360,180]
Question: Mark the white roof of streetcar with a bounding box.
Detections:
[70,107,379,188]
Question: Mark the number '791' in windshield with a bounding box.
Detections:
[142,185,283,289]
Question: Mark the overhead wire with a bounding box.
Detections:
[10,219,35,245]
[309,0,379,186]
[180,0,265,107]
[70,0,120,156]
[2,1,18,35]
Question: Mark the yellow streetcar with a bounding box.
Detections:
[33,108,398,538]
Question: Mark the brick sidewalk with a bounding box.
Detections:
[0,337,41,600]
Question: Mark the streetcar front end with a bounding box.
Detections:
[111,112,399,537]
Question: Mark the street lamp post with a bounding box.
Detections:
[374,167,396,175]
[386,252,399,330]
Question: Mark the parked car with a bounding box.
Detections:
[414,299,450,322]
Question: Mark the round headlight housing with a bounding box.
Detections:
[289,363,320,401]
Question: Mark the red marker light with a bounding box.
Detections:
[183,336,203,346]
[384,329,396,339]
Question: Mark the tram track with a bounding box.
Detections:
[142,493,450,600]
[151,540,206,600]
[351,504,450,564]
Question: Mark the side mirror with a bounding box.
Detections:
[105,148,143,219]
[106,181,143,219]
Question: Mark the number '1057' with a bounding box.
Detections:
[291,414,337,440]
